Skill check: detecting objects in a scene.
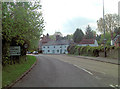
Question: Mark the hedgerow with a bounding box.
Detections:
[67,45,117,57]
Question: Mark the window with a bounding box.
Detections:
[57,50,59,52]
[65,46,66,48]
[52,50,55,53]
[48,50,50,52]
[43,46,45,48]
[54,46,55,48]
[48,46,49,48]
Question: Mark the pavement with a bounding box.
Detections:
[67,55,119,65]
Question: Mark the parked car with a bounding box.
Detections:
[27,51,32,54]
[33,51,38,54]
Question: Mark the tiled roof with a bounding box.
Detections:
[43,40,70,46]
[79,39,95,44]
[41,36,51,43]
[114,35,120,41]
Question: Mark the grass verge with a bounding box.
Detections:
[2,55,37,87]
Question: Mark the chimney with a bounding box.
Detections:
[47,33,49,37]
[56,35,60,41]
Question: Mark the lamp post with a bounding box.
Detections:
[103,0,106,57]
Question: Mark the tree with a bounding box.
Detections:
[2,1,44,48]
[85,25,94,39]
[49,35,55,40]
[73,28,84,43]
[97,14,118,33]
[114,27,120,35]
[2,1,44,64]
[54,31,63,37]
[65,34,73,40]
[100,32,111,45]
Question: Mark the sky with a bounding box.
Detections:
[41,0,119,36]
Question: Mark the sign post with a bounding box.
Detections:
[10,46,21,64]
[10,46,21,56]
[24,43,28,61]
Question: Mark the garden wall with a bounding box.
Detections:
[99,49,118,59]
[67,45,119,59]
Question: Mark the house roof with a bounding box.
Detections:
[43,40,70,46]
[114,35,120,41]
[79,39,95,44]
[41,36,51,43]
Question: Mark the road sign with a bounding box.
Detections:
[24,44,28,49]
[10,46,21,56]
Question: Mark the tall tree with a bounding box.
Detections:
[2,1,44,61]
[97,14,118,33]
[73,28,84,43]
[66,34,73,40]
[85,25,94,39]
[100,32,111,45]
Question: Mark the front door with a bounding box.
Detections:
[52,50,55,54]
[60,49,62,54]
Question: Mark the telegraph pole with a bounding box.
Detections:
[103,0,106,57]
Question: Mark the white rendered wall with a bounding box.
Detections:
[42,45,69,54]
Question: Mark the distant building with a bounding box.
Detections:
[78,38,98,47]
[111,35,120,47]
[42,35,72,54]
[38,33,51,52]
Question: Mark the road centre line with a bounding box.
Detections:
[73,64,93,75]
[109,84,119,89]
[58,60,94,76]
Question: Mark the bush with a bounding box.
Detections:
[67,45,117,57]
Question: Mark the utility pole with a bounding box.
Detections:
[118,1,120,27]
[103,0,106,57]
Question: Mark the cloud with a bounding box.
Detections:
[41,0,119,36]
[61,17,95,33]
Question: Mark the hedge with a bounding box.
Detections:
[67,45,119,57]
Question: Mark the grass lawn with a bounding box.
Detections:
[2,55,37,87]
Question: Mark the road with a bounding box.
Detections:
[13,54,118,87]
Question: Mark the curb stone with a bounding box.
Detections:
[66,55,119,65]
[77,56,119,65]
[3,57,38,89]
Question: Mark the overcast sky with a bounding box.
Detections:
[41,0,119,36]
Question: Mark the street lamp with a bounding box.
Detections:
[103,0,106,57]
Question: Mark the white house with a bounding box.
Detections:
[42,40,70,54]
[78,38,98,47]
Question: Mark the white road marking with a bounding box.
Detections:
[109,84,119,89]
[109,84,115,88]
[56,59,94,76]
[101,72,106,75]
[95,76,101,80]
[115,85,118,86]
[73,64,93,75]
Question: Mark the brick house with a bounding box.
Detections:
[38,33,51,52]
[78,38,98,47]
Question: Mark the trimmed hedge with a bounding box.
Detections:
[67,45,119,57]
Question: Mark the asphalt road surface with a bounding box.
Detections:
[13,54,118,87]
